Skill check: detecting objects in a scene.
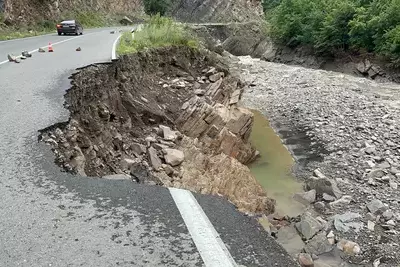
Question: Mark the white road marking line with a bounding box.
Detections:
[169,188,237,267]
[0,32,97,66]
[112,26,143,60]
[111,33,122,60]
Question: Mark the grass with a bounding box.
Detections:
[117,15,198,55]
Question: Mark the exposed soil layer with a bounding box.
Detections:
[39,46,275,214]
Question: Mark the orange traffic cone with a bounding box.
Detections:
[48,42,54,52]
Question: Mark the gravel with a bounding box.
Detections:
[234,56,400,265]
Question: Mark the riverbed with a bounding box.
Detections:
[248,110,305,217]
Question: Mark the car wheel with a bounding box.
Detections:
[58,32,61,36]
[80,31,83,35]
[75,30,79,36]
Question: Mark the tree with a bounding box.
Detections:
[143,0,171,16]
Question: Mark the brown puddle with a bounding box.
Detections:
[248,110,306,217]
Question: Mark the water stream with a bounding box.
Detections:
[248,110,306,217]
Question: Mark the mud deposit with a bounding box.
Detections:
[249,110,305,217]
[39,47,275,214]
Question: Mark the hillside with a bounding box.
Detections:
[1,0,143,24]
[170,0,263,23]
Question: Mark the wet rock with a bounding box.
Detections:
[295,212,324,240]
[304,231,333,256]
[306,176,342,199]
[276,225,304,255]
[102,174,131,180]
[332,212,362,233]
[298,253,314,267]
[294,189,316,205]
[367,199,387,215]
[159,125,176,141]
[337,239,361,255]
[163,148,184,166]
[38,47,45,53]
[148,147,162,171]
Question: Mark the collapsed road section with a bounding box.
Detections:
[39,46,275,215]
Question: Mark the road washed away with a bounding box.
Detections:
[236,56,400,267]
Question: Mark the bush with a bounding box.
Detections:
[61,11,107,27]
[117,15,198,55]
[267,0,400,62]
[143,0,172,16]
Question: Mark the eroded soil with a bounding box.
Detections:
[39,47,275,215]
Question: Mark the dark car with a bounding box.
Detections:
[56,20,83,36]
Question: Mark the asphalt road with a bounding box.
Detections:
[0,29,298,267]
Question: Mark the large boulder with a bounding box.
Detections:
[295,212,324,240]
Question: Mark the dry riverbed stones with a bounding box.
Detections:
[236,55,400,266]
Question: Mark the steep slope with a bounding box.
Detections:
[2,0,143,24]
[170,0,263,23]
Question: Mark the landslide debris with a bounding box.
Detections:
[40,46,275,214]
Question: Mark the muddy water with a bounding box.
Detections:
[249,110,306,217]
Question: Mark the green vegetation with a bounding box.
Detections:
[0,18,55,40]
[117,15,198,55]
[263,0,400,65]
[143,0,173,16]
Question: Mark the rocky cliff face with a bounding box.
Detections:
[2,0,143,24]
[170,0,263,23]
[3,0,262,24]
